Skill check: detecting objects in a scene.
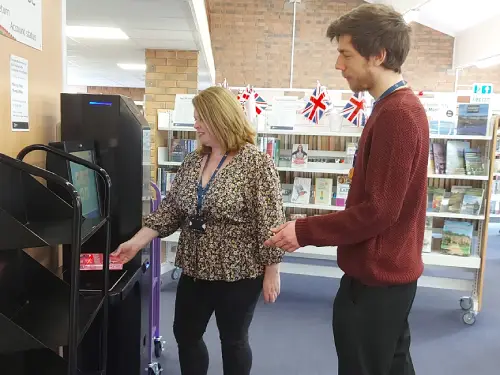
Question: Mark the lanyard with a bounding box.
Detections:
[197,152,228,213]
[372,80,406,108]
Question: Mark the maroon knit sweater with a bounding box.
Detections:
[295,88,429,286]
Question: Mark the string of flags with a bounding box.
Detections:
[215,78,368,128]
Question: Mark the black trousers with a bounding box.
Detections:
[173,273,263,375]
[333,275,417,375]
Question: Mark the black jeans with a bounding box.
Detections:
[333,275,417,375]
[173,273,263,375]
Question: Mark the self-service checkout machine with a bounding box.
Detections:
[47,93,157,375]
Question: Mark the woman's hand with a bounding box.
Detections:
[111,227,159,264]
[111,239,142,264]
[263,264,281,303]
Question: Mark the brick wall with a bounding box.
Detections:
[208,0,499,92]
[458,65,500,90]
[86,86,145,101]
[144,49,199,181]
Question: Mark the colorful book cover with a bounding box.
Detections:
[457,104,489,136]
[431,143,446,174]
[80,254,123,271]
[314,178,333,205]
[291,177,311,204]
[445,141,469,175]
[291,144,308,168]
[440,220,473,256]
[460,188,484,216]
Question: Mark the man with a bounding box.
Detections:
[265,4,428,375]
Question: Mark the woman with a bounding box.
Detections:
[112,86,285,375]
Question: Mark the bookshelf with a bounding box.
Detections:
[155,89,499,326]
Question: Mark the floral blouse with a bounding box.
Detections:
[144,143,285,281]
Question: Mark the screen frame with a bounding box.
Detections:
[60,140,102,219]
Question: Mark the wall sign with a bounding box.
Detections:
[471,83,493,104]
[0,0,43,51]
[472,83,493,95]
[10,55,29,132]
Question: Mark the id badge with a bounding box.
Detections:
[188,215,207,233]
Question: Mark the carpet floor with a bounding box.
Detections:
[158,223,500,375]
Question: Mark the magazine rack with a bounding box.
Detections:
[0,144,112,375]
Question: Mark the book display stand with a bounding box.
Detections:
[154,88,499,326]
[0,144,112,375]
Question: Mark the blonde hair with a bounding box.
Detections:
[192,86,256,154]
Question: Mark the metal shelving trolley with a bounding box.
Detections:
[152,87,499,326]
[0,144,112,375]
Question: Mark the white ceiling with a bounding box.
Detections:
[415,0,500,36]
[65,0,214,88]
[367,0,500,36]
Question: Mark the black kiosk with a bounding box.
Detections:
[49,93,153,375]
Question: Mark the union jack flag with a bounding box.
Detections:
[341,92,367,127]
[302,82,332,124]
[237,86,267,115]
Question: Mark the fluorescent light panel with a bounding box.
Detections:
[66,26,129,40]
[117,63,146,71]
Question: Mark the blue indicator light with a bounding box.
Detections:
[89,101,112,106]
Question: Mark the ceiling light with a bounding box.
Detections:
[403,10,419,24]
[117,63,146,71]
[475,55,500,69]
[66,26,129,40]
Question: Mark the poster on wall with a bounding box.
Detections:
[10,55,29,132]
[0,0,43,51]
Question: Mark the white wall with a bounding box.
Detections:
[453,14,500,68]
[65,85,88,93]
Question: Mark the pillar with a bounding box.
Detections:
[144,49,199,182]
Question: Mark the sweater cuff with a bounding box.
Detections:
[295,218,313,247]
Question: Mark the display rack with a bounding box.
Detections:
[0,144,112,375]
[154,90,499,326]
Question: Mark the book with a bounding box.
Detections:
[170,139,197,162]
[464,148,486,176]
[291,144,308,168]
[291,177,312,204]
[422,217,433,253]
[335,175,351,206]
[314,178,333,205]
[281,183,294,203]
[257,137,281,166]
[445,141,469,175]
[80,253,123,271]
[431,143,446,174]
[440,220,473,256]
[460,188,484,216]
[457,103,489,136]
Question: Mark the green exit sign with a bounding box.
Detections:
[472,83,493,95]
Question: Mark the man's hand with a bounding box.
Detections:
[264,221,300,252]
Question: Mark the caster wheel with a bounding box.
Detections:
[460,297,473,311]
[154,339,164,358]
[462,311,476,325]
[171,267,182,280]
[148,363,162,375]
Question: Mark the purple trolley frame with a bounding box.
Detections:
[148,182,164,374]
